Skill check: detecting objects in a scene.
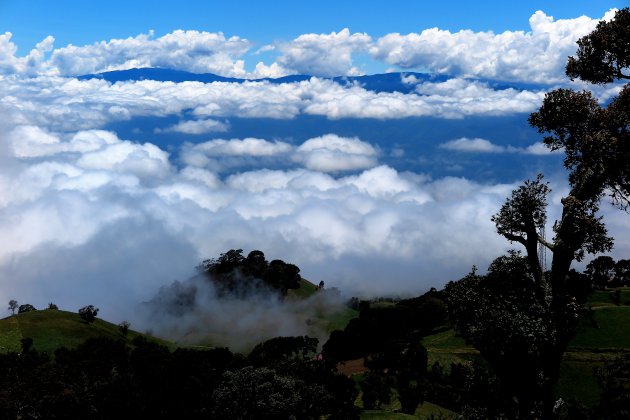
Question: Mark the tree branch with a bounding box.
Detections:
[503,233,527,245]
[537,235,555,251]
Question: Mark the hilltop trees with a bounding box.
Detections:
[197,249,301,297]
[18,304,36,313]
[447,7,630,418]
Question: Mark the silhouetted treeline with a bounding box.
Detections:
[324,288,448,362]
[0,335,358,419]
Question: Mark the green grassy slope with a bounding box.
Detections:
[0,279,358,357]
[556,287,630,406]
[0,309,169,355]
[287,278,359,336]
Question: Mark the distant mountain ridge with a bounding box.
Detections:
[78,67,548,94]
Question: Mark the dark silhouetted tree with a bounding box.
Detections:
[119,321,130,337]
[18,304,36,313]
[360,372,392,410]
[449,8,630,418]
[198,249,301,297]
[614,259,630,286]
[566,8,630,83]
[7,300,17,315]
[586,255,616,289]
[78,305,99,324]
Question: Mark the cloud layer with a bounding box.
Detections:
[0,75,548,135]
[0,9,616,83]
[0,123,522,321]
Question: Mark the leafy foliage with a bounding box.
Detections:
[18,304,37,313]
[197,249,301,297]
[323,289,447,362]
[565,8,630,83]
[594,353,630,419]
[586,256,616,289]
[78,305,99,324]
[0,333,359,419]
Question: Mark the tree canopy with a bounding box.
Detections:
[197,249,301,297]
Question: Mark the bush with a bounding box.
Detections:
[78,305,99,324]
[118,321,130,336]
[18,304,36,313]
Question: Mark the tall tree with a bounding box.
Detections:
[449,8,630,419]
[586,255,616,289]
[7,300,18,315]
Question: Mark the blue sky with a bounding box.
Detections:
[1,1,622,49]
[0,1,627,327]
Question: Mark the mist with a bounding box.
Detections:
[137,273,347,353]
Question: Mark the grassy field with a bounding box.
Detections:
[0,309,169,355]
[286,278,319,300]
[361,401,456,420]
[556,287,630,407]
[287,278,359,336]
[422,328,478,371]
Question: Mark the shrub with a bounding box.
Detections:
[18,304,36,313]
[78,305,99,324]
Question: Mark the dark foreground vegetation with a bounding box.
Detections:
[1,7,629,420]
[0,333,358,419]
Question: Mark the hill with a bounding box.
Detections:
[0,309,169,355]
[0,277,358,356]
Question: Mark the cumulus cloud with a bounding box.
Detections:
[49,30,251,77]
[276,28,372,77]
[180,134,379,174]
[440,137,562,155]
[157,118,230,134]
[0,32,55,76]
[294,134,379,172]
[370,9,616,83]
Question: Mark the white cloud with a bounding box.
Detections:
[180,134,380,174]
[0,74,549,133]
[49,30,251,77]
[440,137,504,153]
[370,10,614,83]
[180,137,293,171]
[439,137,562,155]
[276,28,372,77]
[0,32,55,76]
[294,134,379,172]
[158,118,230,134]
